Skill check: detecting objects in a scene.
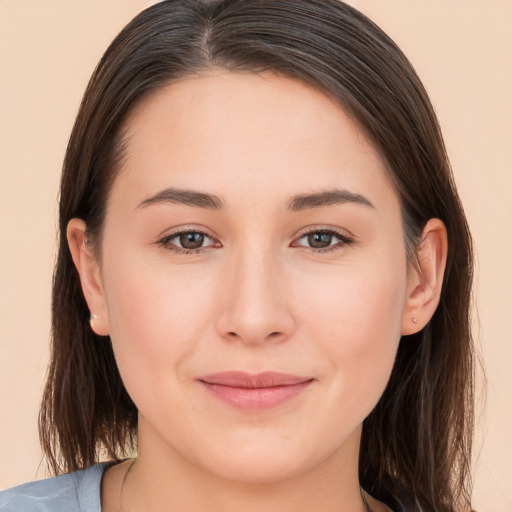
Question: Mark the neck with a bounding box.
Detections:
[116,423,372,512]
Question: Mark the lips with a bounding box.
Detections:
[198,371,314,410]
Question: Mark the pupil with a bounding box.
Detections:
[309,232,331,248]
[180,232,204,249]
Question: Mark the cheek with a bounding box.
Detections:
[302,253,406,335]
[299,257,407,406]
[101,249,218,395]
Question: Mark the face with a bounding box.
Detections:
[89,71,412,483]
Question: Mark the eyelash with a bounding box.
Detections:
[157,227,355,255]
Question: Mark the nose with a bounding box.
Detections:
[215,246,295,346]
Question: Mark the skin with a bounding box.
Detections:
[68,70,447,512]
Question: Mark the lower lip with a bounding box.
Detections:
[199,381,313,411]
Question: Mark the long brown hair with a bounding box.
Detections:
[40,1,474,510]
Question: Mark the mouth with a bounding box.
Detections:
[198,371,314,411]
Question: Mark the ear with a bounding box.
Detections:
[67,218,110,336]
[401,218,448,335]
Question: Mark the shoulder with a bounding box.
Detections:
[0,463,110,512]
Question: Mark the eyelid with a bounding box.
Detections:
[294,225,355,240]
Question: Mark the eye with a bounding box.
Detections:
[157,227,354,255]
[157,228,218,254]
[292,228,355,253]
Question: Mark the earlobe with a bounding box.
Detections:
[66,218,110,336]
[401,218,448,335]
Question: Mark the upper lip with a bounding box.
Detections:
[199,371,313,388]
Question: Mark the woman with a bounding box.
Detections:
[0,1,474,511]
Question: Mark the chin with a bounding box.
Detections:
[206,455,309,485]
[192,432,337,485]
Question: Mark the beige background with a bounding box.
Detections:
[0,1,510,509]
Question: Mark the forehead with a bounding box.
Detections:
[112,70,397,213]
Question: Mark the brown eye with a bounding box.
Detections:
[179,232,205,249]
[158,229,217,254]
[307,232,334,249]
[293,228,355,253]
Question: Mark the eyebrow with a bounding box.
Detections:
[287,189,374,211]
[138,188,223,210]
[137,187,375,211]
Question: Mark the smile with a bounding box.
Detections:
[198,371,314,411]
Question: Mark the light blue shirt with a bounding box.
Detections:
[0,462,111,512]
[0,462,418,511]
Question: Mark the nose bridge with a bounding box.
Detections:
[216,239,293,344]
